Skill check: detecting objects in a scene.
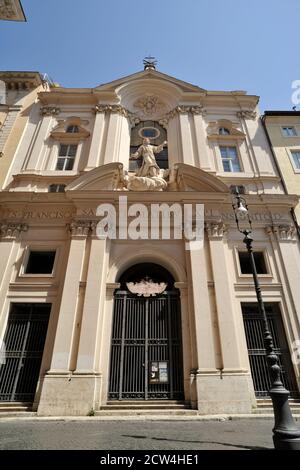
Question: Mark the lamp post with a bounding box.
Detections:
[232,191,300,450]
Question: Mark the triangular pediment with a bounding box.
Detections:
[94,69,206,95]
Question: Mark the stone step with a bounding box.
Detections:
[0,411,36,418]
[0,402,33,413]
[96,409,197,417]
[102,400,190,411]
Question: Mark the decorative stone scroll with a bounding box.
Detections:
[133,95,165,117]
[126,279,167,297]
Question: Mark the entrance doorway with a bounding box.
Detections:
[0,303,51,402]
[108,263,184,400]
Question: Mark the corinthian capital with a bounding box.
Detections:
[273,225,296,241]
[68,220,92,238]
[0,223,28,239]
[205,222,227,239]
[40,106,60,116]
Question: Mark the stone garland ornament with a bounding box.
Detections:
[126,278,167,297]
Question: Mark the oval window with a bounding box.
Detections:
[138,127,160,140]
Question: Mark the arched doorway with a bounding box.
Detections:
[108,263,184,400]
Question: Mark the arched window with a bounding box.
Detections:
[129,121,168,172]
[66,125,79,133]
[219,127,230,135]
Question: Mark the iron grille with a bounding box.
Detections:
[242,303,299,398]
[0,303,51,402]
[109,291,183,400]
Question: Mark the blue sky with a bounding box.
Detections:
[1,0,299,111]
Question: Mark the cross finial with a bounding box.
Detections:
[143,56,157,70]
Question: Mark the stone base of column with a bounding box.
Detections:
[195,371,256,415]
[37,372,102,416]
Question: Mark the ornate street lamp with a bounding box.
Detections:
[232,190,300,450]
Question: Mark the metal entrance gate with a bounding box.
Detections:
[0,303,51,402]
[242,303,299,398]
[109,291,184,400]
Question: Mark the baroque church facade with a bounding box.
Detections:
[0,63,299,416]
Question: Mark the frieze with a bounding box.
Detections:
[3,209,76,220]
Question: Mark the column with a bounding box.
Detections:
[25,107,60,171]
[206,222,244,372]
[192,112,211,170]
[0,223,28,330]
[179,112,195,166]
[267,225,300,325]
[185,241,217,372]
[75,232,109,372]
[86,108,106,169]
[103,110,121,165]
[49,221,90,373]
[203,222,254,414]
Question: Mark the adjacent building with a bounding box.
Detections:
[0,0,26,21]
[263,111,300,233]
[0,72,46,187]
[0,64,299,416]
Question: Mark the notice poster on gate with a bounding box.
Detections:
[149,361,169,384]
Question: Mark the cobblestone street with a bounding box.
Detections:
[0,418,278,450]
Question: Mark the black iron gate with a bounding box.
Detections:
[0,303,51,402]
[109,290,184,400]
[242,303,299,398]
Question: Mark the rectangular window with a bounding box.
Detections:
[56,144,77,170]
[238,251,268,274]
[282,126,297,137]
[220,146,241,172]
[25,251,56,274]
[291,151,300,170]
[48,184,66,193]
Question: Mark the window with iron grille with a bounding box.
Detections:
[220,146,241,172]
[56,144,77,170]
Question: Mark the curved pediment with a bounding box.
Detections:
[173,164,229,193]
[66,162,229,194]
[66,163,124,191]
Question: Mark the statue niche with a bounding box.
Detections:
[126,121,169,191]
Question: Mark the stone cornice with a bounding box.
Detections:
[237,110,257,120]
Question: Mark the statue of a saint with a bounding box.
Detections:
[130,138,167,177]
